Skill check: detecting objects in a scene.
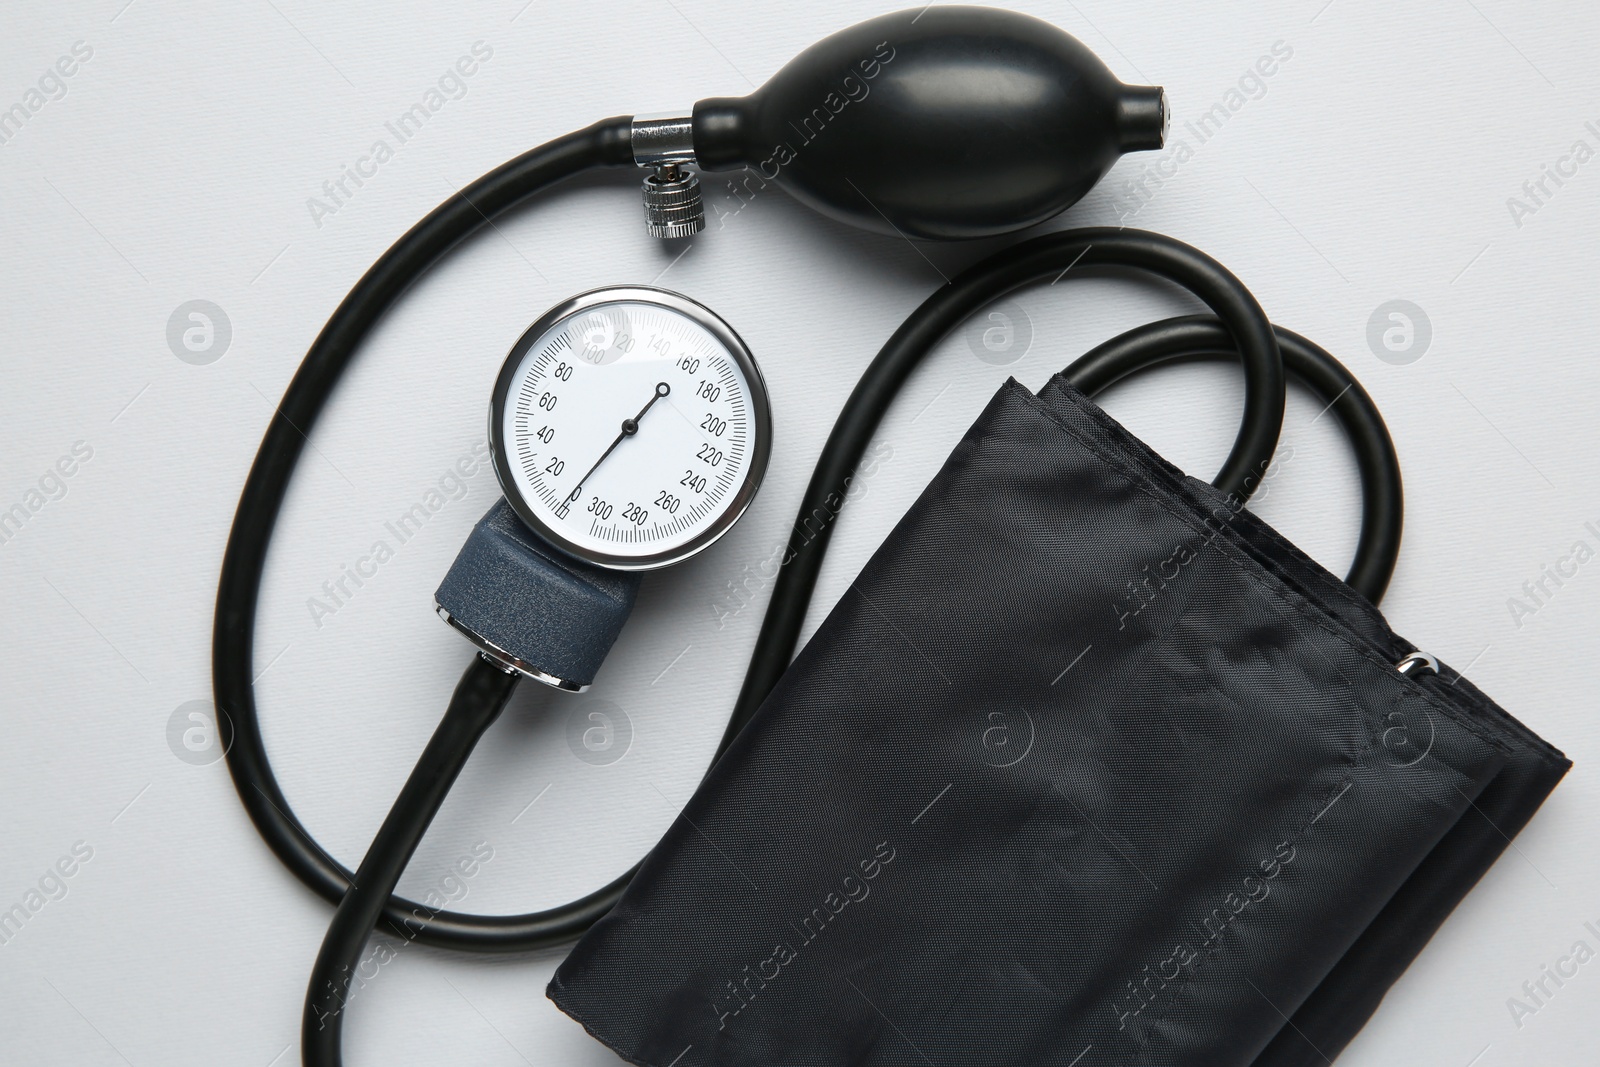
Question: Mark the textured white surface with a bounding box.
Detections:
[1,2,1596,1064]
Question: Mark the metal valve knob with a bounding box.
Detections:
[641,165,704,239]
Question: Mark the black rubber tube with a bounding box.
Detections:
[1065,315,1402,602]
[720,229,1287,755]
[303,655,518,1065]
[213,118,640,953]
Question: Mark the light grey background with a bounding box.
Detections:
[2,1,1596,1064]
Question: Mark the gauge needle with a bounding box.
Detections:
[561,382,670,514]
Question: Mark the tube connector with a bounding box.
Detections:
[1117,85,1167,152]
[630,113,697,167]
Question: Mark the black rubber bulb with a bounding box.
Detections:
[692,5,1166,240]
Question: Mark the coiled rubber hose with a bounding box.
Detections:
[209,123,1401,1065]
[1067,314,1402,601]
[215,119,640,956]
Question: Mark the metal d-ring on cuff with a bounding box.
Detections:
[1395,651,1439,677]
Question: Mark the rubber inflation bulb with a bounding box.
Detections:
[691,5,1166,240]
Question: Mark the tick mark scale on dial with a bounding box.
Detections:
[494,296,767,567]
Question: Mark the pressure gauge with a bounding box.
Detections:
[489,287,771,570]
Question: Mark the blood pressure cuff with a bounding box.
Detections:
[549,377,1569,1067]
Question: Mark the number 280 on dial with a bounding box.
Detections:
[489,287,772,570]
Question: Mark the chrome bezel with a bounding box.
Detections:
[488,286,772,572]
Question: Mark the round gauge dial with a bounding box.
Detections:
[489,287,771,570]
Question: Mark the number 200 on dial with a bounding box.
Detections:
[489,287,772,570]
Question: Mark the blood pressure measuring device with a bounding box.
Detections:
[209,7,1451,1065]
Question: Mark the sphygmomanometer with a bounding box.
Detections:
[210,8,1569,1065]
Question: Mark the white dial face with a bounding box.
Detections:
[492,291,769,569]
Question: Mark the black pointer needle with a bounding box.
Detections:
[561,382,671,513]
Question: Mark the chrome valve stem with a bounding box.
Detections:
[632,114,704,238]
